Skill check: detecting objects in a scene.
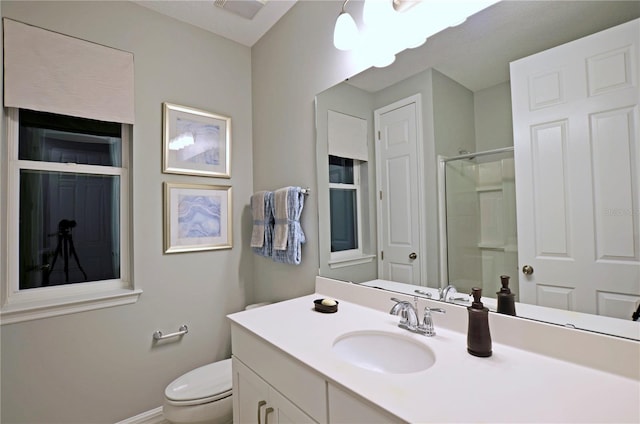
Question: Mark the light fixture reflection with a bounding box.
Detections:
[333,0,500,69]
[169,132,195,151]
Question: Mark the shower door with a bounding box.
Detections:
[443,149,518,297]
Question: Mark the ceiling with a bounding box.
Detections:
[346,0,640,93]
[132,1,640,92]
[132,0,298,46]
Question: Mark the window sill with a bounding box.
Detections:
[328,254,376,269]
[1,288,142,325]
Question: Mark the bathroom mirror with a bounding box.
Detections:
[315,1,640,340]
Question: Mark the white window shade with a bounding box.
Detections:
[328,110,368,161]
[3,19,134,124]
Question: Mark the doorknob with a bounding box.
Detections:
[409,252,417,260]
[522,265,534,275]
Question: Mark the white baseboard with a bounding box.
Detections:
[116,406,169,424]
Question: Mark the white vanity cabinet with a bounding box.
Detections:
[327,382,403,423]
[232,358,314,424]
[229,293,640,423]
[230,322,400,424]
[230,324,327,424]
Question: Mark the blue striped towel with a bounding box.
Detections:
[251,191,274,257]
[272,186,306,265]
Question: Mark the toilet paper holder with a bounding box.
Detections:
[153,324,188,340]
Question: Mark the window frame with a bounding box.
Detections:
[328,158,366,264]
[1,108,140,324]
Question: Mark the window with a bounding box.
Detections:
[329,155,363,260]
[1,109,139,324]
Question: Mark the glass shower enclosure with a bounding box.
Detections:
[439,147,519,299]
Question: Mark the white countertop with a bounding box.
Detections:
[228,294,640,423]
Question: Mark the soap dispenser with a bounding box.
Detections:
[496,275,516,316]
[467,287,492,357]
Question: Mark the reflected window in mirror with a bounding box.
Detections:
[329,155,363,260]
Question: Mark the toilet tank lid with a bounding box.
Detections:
[165,359,232,402]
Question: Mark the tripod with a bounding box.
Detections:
[47,219,88,283]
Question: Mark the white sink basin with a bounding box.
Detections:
[332,330,436,374]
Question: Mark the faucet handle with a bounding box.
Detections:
[420,306,446,337]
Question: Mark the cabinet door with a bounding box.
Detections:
[233,357,317,424]
[328,383,401,423]
[233,357,270,424]
[269,387,316,424]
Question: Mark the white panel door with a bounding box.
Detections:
[511,18,640,318]
[375,95,423,285]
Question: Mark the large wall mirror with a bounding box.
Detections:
[315,1,640,340]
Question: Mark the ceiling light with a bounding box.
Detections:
[362,0,394,27]
[333,1,359,51]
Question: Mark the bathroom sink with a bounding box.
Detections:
[332,330,436,374]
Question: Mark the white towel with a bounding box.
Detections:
[250,191,268,248]
[273,188,289,250]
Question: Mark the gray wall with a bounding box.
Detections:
[250,1,368,302]
[1,2,253,422]
[474,81,514,151]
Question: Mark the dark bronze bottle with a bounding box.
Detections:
[496,275,516,316]
[467,287,492,357]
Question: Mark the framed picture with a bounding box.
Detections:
[162,102,231,178]
[164,182,232,253]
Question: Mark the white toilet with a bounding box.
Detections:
[163,359,233,424]
[162,303,270,424]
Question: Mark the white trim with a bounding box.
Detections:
[0,288,142,325]
[1,108,139,325]
[329,254,376,269]
[437,155,449,288]
[329,159,365,261]
[115,407,168,424]
[374,94,426,282]
[16,159,125,176]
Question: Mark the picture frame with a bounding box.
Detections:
[164,182,232,253]
[162,102,231,178]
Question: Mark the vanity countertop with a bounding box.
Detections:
[228,293,640,423]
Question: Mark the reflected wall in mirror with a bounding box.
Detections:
[315,1,640,340]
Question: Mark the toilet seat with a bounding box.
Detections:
[165,359,232,407]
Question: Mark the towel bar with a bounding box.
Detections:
[153,324,188,340]
[301,187,310,195]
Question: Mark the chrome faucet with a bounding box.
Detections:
[439,284,457,302]
[390,297,446,336]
